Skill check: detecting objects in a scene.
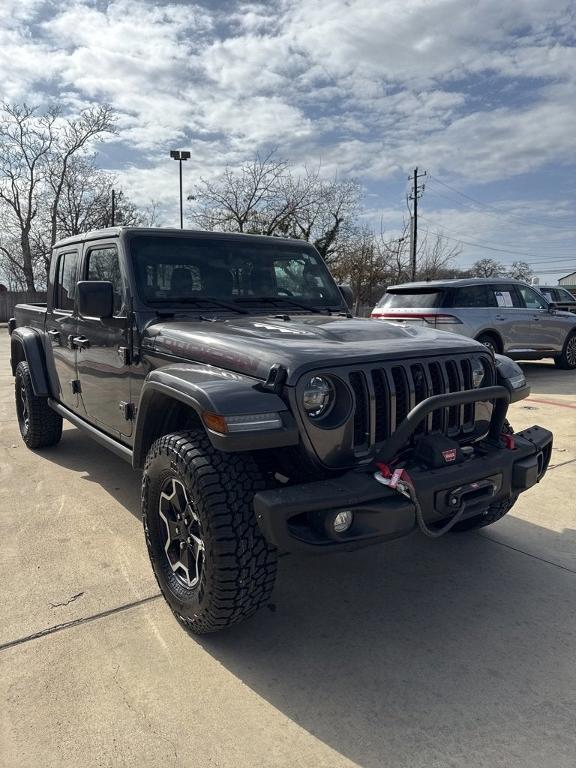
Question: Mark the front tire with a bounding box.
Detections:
[554,331,576,370]
[142,430,277,634]
[15,361,62,449]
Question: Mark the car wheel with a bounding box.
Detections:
[554,331,576,370]
[476,333,500,355]
[15,361,62,449]
[142,429,278,634]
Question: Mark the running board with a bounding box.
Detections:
[47,399,133,464]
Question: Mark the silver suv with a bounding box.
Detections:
[371,278,576,369]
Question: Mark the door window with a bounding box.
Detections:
[86,246,124,314]
[53,251,80,311]
[516,284,548,310]
[489,285,522,308]
[451,284,496,308]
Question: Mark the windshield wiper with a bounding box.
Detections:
[149,297,248,314]
[233,296,328,314]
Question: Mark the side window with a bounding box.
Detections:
[452,285,495,308]
[490,284,523,308]
[86,246,124,314]
[516,284,547,310]
[53,250,80,311]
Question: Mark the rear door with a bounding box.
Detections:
[45,248,80,410]
[76,241,132,438]
[489,283,533,354]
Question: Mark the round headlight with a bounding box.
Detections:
[471,358,486,388]
[302,376,335,419]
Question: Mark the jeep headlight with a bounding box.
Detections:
[302,375,335,419]
[471,357,486,388]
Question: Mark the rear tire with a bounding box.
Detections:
[142,430,277,634]
[554,331,576,370]
[476,332,501,355]
[15,361,62,449]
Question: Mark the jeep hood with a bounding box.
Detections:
[145,315,487,384]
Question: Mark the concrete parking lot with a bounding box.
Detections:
[1,329,575,768]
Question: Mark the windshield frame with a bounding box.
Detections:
[124,231,346,313]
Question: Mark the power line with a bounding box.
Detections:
[419,224,576,262]
[427,175,576,232]
[419,215,576,258]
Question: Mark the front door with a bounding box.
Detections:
[515,283,566,353]
[45,249,80,410]
[76,242,132,438]
[489,283,534,354]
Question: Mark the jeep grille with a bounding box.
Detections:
[348,354,494,451]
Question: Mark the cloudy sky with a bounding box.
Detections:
[2,0,575,281]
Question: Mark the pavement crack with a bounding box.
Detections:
[49,591,84,608]
[0,593,162,653]
[480,534,576,575]
[548,458,576,471]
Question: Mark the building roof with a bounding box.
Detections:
[558,271,576,283]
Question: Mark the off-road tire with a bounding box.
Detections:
[15,361,62,449]
[450,418,516,532]
[554,331,576,370]
[142,430,278,634]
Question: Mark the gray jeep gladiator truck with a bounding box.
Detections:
[9,227,553,633]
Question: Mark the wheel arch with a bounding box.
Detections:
[474,328,503,354]
[132,365,296,470]
[10,328,52,397]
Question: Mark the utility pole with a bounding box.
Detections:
[111,189,116,227]
[408,168,426,280]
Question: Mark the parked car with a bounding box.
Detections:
[371,277,576,369]
[537,285,576,314]
[9,229,553,634]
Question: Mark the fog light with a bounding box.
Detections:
[333,510,353,533]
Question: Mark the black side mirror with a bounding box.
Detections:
[77,281,114,318]
[547,301,558,312]
[338,284,354,310]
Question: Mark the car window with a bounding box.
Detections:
[53,250,80,311]
[86,245,124,314]
[556,288,575,302]
[490,285,523,308]
[379,289,445,308]
[451,284,496,308]
[516,284,548,310]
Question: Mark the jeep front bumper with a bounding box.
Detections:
[254,417,553,553]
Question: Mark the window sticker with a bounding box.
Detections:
[494,291,513,307]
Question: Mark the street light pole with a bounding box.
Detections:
[170,150,191,229]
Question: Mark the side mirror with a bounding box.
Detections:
[77,281,114,318]
[547,301,558,312]
[338,284,354,310]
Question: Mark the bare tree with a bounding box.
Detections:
[0,103,115,290]
[471,258,506,278]
[507,260,534,282]
[0,104,59,289]
[189,152,361,262]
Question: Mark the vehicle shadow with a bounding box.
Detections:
[194,518,576,767]
[519,360,576,397]
[39,425,576,767]
[37,424,142,519]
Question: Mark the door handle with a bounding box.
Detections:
[496,314,506,321]
[72,336,90,349]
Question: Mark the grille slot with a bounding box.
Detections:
[349,371,369,447]
[371,369,389,442]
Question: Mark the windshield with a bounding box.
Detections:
[378,289,446,308]
[129,235,343,309]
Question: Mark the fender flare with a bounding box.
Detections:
[132,364,298,468]
[10,328,52,397]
